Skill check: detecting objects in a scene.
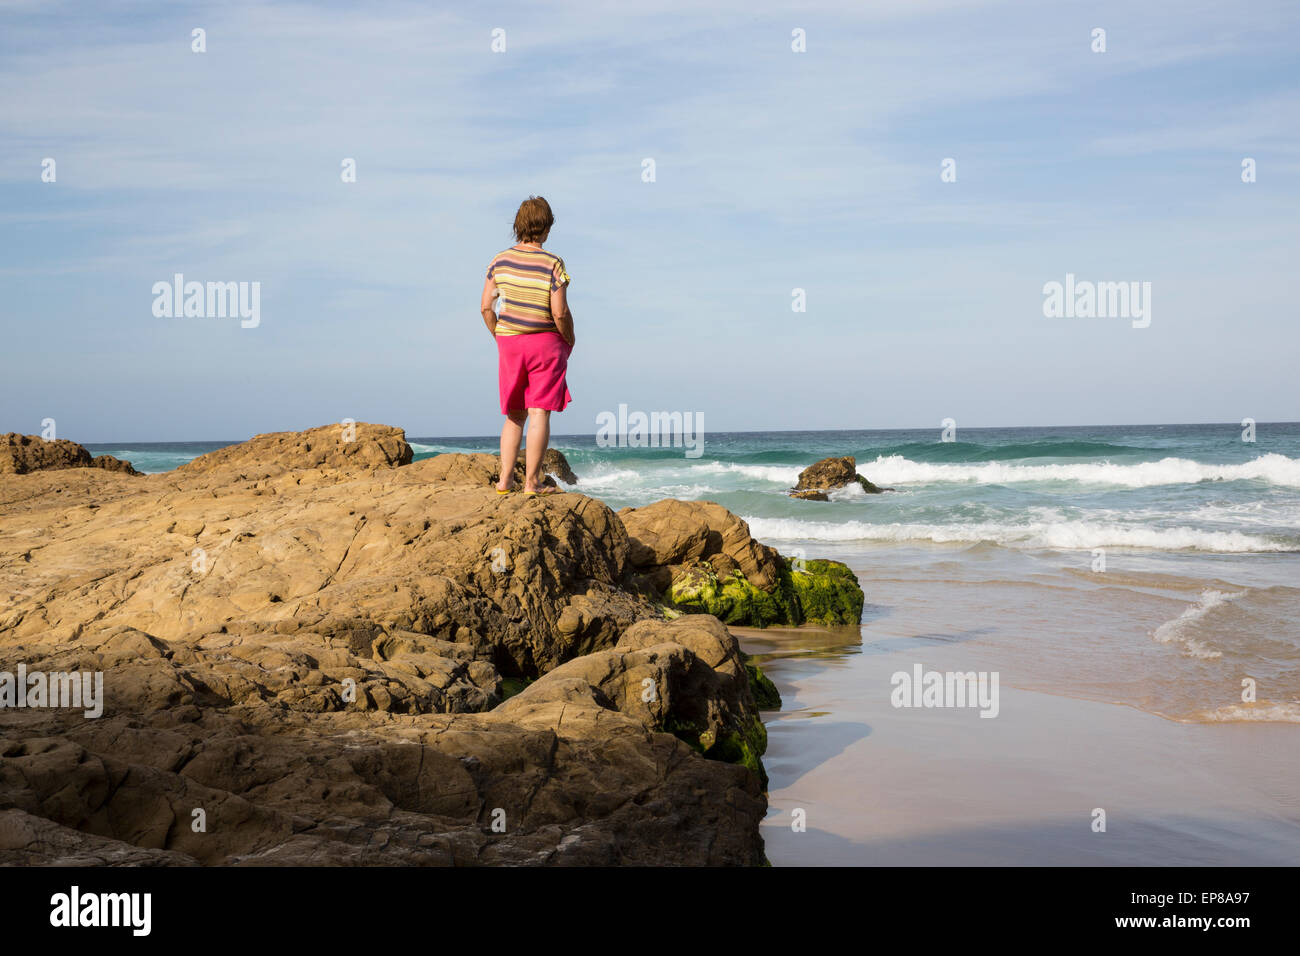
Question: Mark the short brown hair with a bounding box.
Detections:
[513,196,554,243]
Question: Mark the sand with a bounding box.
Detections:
[734,624,1300,866]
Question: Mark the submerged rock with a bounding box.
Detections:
[789,489,829,501]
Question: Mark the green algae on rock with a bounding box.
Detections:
[744,660,782,710]
[667,563,796,628]
[789,558,866,626]
[667,557,864,629]
[667,712,770,788]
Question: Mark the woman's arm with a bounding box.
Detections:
[481,274,499,337]
[551,283,575,346]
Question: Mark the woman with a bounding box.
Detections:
[481,195,576,495]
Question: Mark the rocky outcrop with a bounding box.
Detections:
[0,428,774,866]
[0,433,139,476]
[0,809,201,866]
[795,456,857,490]
[499,615,770,784]
[619,499,865,628]
[175,422,412,483]
[91,454,141,475]
[542,449,578,485]
[0,616,766,866]
[619,499,784,592]
[791,455,889,497]
[2,456,648,680]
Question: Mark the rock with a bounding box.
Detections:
[0,433,140,476]
[667,557,864,629]
[618,498,864,628]
[791,455,890,497]
[0,433,92,473]
[0,808,201,866]
[0,434,82,476]
[789,558,867,626]
[542,449,579,485]
[417,449,573,490]
[745,663,782,710]
[91,454,142,476]
[1,455,651,679]
[619,499,783,591]
[0,424,772,866]
[501,615,770,784]
[668,562,798,628]
[857,475,888,494]
[174,422,412,483]
[0,623,766,866]
[794,455,858,490]
[419,451,499,486]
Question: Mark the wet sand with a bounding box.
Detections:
[735,623,1300,866]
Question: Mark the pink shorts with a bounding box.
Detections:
[497,331,573,414]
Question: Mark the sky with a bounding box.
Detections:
[1,0,1298,442]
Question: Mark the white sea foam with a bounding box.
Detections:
[1181,639,1223,660]
[571,467,651,490]
[826,482,872,501]
[741,517,1296,552]
[1191,702,1300,723]
[860,453,1300,488]
[692,461,803,484]
[1149,589,1245,658]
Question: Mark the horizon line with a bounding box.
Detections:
[73,419,1300,446]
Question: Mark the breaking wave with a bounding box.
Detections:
[856,453,1300,488]
[742,517,1298,552]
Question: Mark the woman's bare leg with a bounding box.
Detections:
[524,407,551,492]
[498,409,526,490]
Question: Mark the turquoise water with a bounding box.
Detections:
[81,441,241,476]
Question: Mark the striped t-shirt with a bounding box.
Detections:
[486,246,570,336]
